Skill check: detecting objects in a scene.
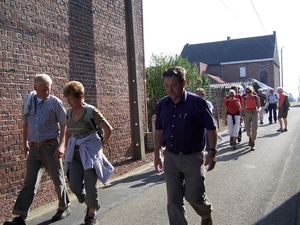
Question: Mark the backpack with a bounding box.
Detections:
[283,94,290,109]
[243,95,258,107]
[67,104,104,140]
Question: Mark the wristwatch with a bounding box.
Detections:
[208,148,217,153]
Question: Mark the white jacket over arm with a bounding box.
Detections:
[65,132,114,185]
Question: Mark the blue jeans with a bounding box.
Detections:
[12,140,70,217]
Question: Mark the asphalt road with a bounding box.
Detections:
[27,105,300,225]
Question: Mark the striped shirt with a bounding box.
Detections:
[155,91,217,153]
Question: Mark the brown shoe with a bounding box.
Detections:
[201,217,213,225]
[248,138,252,146]
[250,140,255,151]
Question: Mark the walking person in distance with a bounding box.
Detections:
[223,90,242,149]
[242,86,261,151]
[276,87,289,132]
[257,88,267,125]
[267,88,278,124]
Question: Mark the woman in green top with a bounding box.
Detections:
[63,81,113,225]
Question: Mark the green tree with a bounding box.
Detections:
[288,92,296,102]
[146,53,210,102]
[146,53,210,131]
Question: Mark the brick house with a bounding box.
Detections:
[0,0,146,220]
[181,31,280,89]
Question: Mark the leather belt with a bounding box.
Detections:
[29,138,56,147]
[167,149,201,155]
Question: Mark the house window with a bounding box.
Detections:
[240,66,246,77]
[260,62,267,67]
[260,71,268,83]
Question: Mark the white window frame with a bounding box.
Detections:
[240,66,246,77]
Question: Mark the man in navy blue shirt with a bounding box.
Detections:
[154,66,217,225]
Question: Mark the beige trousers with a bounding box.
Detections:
[245,111,258,139]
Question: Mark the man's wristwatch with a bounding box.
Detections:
[208,148,217,153]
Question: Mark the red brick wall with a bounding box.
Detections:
[207,61,279,88]
[0,0,146,219]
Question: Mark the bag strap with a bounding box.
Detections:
[67,104,97,132]
[86,104,104,140]
[85,104,97,131]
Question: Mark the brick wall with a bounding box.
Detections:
[0,0,146,220]
[207,61,279,88]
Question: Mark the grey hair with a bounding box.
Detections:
[34,74,52,86]
[258,88,263,92]
[228,89,236,96]
[277,87,284,93]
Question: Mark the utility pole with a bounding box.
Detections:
[280,46,285,87]
[125,0,145,160]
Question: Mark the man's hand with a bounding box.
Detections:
[24,145,30,157]
[154,155,164,173]
[54,145,65,161]
[204,151,217,171]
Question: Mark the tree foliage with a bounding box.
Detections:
[146,53,210,102]
[288,92,296,102]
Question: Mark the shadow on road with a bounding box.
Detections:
[105,169,165,189]
[254,191,300,225]
[36,219,53,225]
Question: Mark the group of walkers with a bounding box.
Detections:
[4,67,290,225]
[222,85,289,151]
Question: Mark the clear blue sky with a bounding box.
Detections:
[143,0,300,97]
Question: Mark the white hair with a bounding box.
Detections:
[228,89,236,96]
[277,87,284,93]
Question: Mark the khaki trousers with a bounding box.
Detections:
[245,111,258,139]
[163,150,212,225]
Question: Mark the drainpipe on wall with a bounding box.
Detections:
[221,65,224,79]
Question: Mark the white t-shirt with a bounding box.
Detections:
[206,100,213,113]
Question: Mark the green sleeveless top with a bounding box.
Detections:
[67,107,106,138]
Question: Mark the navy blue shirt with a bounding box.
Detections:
[155,91,217,153]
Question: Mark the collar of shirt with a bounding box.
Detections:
[166,90,187,104]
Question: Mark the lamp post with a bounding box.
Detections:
[280,46,285,87]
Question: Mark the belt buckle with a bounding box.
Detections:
[36,142,42,147]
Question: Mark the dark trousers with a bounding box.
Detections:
[268,103,277,122]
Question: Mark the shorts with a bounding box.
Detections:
[278,107,288,118]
